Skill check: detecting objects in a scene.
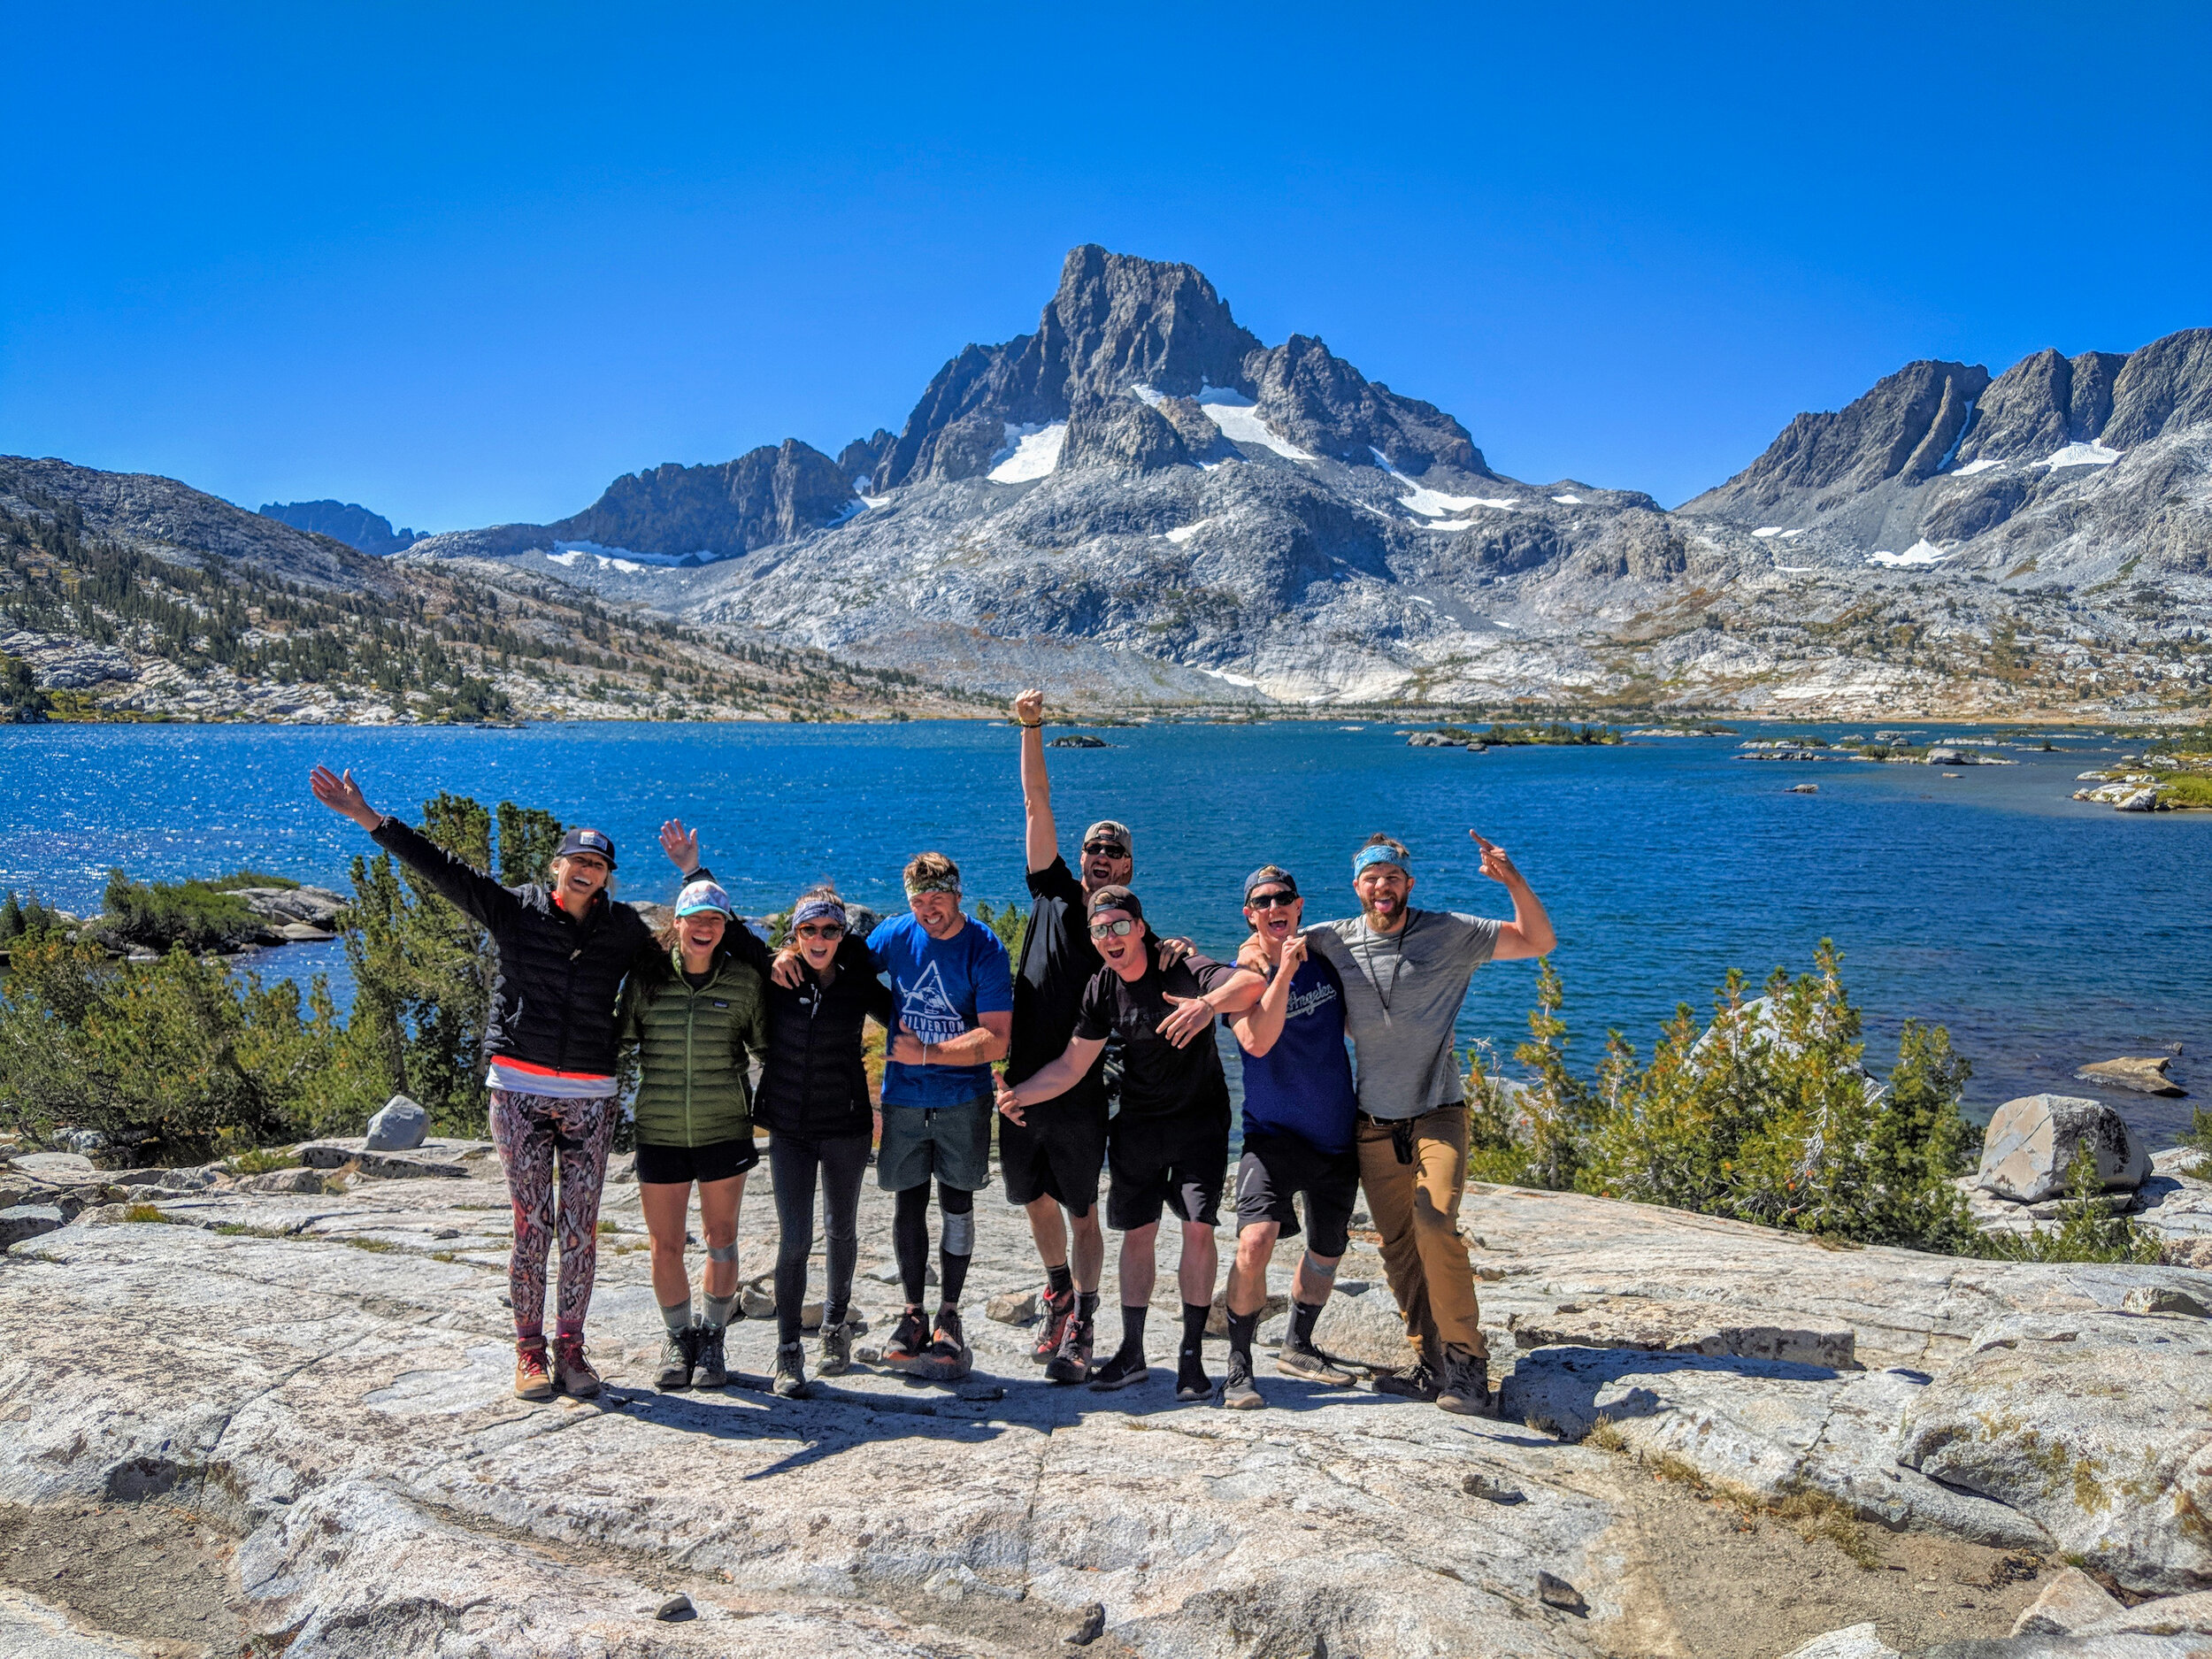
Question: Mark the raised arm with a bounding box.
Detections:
[1474,831,1557,960]
[995,1033,1107,1124]
[311,765,518,930]
[1016,688,1058,874]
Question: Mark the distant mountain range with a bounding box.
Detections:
[258,500,425,557]
[9,244,2210,718]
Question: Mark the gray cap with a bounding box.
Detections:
[1082,819,1133,856]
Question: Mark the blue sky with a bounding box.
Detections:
[5,4,2208,528]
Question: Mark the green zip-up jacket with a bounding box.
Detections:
[618,949,769,1149]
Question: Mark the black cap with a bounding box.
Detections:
[1087,884,1142,921]
[555,826,617,868]
[1243,864,1298,903]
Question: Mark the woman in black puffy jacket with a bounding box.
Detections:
[753,885,891,1397]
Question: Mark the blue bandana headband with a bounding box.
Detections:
[792,895,846,928]
[1351,844,1409,879]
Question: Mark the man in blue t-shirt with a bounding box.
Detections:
[1219,864,1363,1409]
[866,850,1013,1379]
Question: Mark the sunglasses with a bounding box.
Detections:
[1247,890,1298,910]
[794,923,844,940]
[1088,918,1138,939]
[1082,841,1129,858]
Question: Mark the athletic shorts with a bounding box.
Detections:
[634,1135,759,1186]
[1234,1128,1359,1258]
[999,1081,1108,1216]
[1106,1110,1230,1231]
[877,1095,993,1194]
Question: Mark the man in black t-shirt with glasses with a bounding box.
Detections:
[999,886,1262,1401]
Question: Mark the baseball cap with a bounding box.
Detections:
[556,826,618,868]
[1081,819,1133,855]
[673,879,733,918]
[1087,884,1143,922]
[1242,864,1300,903]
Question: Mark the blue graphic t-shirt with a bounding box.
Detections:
[1235,953,1358,1154]
[867,913,1014,1110]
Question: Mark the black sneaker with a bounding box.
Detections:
[1087,1348,1152,1392]
[693,1322,728,1388]
[1277,1337,1356,1386]
[1033,1287,1076,1363]
[1222,1349,1264,1410]
[1374,1360,1441,1401]
[1176,1351,1212,1402]
[772,1340,809,1398]
[1437,1347,1494,1417]
[920,1305,971,1378]
[1045,1313,1094,1385]
[883,1306,928,1365]
[655,1325,695,1390]
[818,1319,853,1377]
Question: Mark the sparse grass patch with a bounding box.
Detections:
[228,1148,298,1175]
[1584,1415,1628,1453]
[122,1203,172,1224]
[211,1222,288,1239]
[339,1236,398,1254]
[595,1217,618,1234]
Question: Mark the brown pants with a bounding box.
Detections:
[1355,1102,1484,1364]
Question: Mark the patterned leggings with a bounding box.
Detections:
[488,1089,618,1340]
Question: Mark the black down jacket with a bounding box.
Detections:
[369,815,767,1079]
[752,939,893,1138]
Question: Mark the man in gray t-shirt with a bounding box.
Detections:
[1297,830,1554,1416]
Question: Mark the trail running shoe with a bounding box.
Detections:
[920,1305,971,1379]
[1276,1337,1356,1386]
[883,1307,929,1366]
[1087,1348,1151,1392]
[1175,1351,1213,1402]
[1033,1287,1076,1363]
[1222,1349,1264,1410]
[692,1323,728,1388]
[1374,1359,1440,1402]
[772,1340,810,1398]
[655,1325,696,1390]
[1045,1313,1095,1385]
[551,1335,602,1399]
[1437,1348,1494,1417]
[818,1319,853,1377]
[514,1337,555,1401]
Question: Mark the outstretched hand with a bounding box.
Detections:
[308,765,380,830]
[659,819,701,875]
[1471,830,1524,887]
[1155,992,1215,1049]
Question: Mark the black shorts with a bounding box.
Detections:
[1234,1129,1359,1258]
[1106,1111,1230,1231]
[634,1135,760,1186]
[1000,1084,1109,1216]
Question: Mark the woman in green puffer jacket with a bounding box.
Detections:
[618,878,768,1391]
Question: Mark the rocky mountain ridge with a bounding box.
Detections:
[258,499,425,557]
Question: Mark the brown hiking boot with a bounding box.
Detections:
[514,1337,555,1401]
[1436,1347,1494,1417]
[551,1334,602,1399]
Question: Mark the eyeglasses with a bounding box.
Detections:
[794,923,844,940]
[1082,841,1129,858]
[1088,918,1137,939]
[1247,890,1297,910]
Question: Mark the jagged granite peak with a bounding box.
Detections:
[549,439,855,561]
[1058,388,1192,474]
[1245,334,1489,477]
[834,429,895,489]
[1683,360,1991,520]
[2103,327,2212,447]
[257,500,425,557]
[1954,349,2127,465]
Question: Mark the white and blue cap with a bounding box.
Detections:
[673,879,734,918]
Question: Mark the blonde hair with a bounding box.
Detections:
[902,850,961,895]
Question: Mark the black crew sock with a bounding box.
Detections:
[1077,1290,1099,1323]
[1179,1302,1211,1360]
[1118,1303,1148,1359]
[1288,1298,1325,1348]
[1046,1261,1074,1297]
[1226,1310,1259,1363]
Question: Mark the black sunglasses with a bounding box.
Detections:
[1247,890,1298,910]
[794,922,845,940]
[1082,841,1129,858]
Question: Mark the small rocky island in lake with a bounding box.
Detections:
[1047,733,1110,748]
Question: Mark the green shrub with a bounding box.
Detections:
[96,869,270,953]
[2156,774,2212,809]
[1980,1142,2163,1265]
[1,650,50,722]
[207,870,301,892]
[0,888,65,942]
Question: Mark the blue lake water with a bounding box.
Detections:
[2,720,2204,1146]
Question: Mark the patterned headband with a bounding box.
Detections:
[1352,844,1409,878]
[904,872,961,898]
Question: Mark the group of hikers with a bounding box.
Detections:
[305,688,1554,1416]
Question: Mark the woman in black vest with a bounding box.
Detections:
[753,886,890,1397]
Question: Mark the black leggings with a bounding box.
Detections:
[894,1178,975,1309]
[769,1129,871,1345]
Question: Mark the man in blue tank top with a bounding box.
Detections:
[1218,864,1363,1409]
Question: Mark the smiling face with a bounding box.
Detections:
[550,852,611,912]
[1079,835,1133,895]
[1353,862,1412,931]
[678,909,726,964]
[1242,886,1304,949]
[908,889,964,939]
[1088,908,1148,979]
[793,917,844,970]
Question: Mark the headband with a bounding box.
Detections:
[904,872,961,898]
[792,895,846,928]
[1352,844,1409,878]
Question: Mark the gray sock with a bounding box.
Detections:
[702,1290,739,1332]
[659,1297,694,1335]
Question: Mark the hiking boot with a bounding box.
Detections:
[1437,1348,1494,1417]
[1222,1348,1264,1410]
[818,1319,853,1377]
[883,1307,929,1366]
[920,1305,971,1379]
[1175,1351,1212,1402]
[1033,1287,1076,1363]
[514,1337,555,1401]
[551,1335,602,1399]
[1277,1336,1356,1387]
[772,1340,810,1398]
[1373,1359,1440,1402]
[1087,1348,1151,1392]
[655,1325,696,1390]
[693,1322,728,1388]
[1045,1312,1095,1385]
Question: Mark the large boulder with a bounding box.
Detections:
[364,1095,428,1152]
[1976,1094,2150,1202]
[0,1204,65,1250]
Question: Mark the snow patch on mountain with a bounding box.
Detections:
[1868,540,1949,567]
[2044,442,2122,469]
[987,424,1066,483]
[1196,388,1315,462]
[1951,457,2005,477]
